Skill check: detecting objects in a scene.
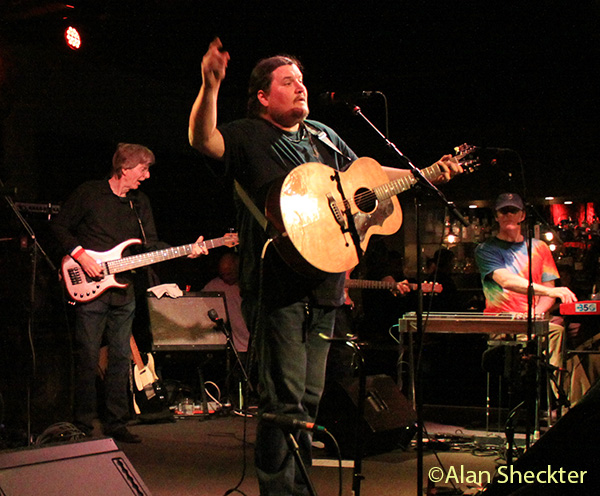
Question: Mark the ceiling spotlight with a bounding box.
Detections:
[64,26,82,50]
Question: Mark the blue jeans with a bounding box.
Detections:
[245,300,335,496]
[73,298,135,432]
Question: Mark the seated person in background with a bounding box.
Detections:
[202,252,249,354]
[474,192,578,407]
[202,252,251,408]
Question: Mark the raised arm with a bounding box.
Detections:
[188,38,230,160]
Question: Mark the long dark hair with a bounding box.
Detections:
[247,55,303,118]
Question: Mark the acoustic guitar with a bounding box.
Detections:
[265,144,479,276]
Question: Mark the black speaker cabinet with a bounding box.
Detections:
[317,374,417,457]
[481,379,600,495]
[148,291,229,351]
[0,438,151,495]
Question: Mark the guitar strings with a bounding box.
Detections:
[329,159,451,212]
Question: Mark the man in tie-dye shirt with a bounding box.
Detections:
[475,193,577,405]
[475,193,576,314]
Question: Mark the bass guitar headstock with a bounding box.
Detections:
[223,232,239,248]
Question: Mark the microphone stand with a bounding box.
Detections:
[349,105,469,229]
[286,432,319,496]
[331,167,363,266]
[2,178,57,445]
[347,104,467,496]
[209,313,253,411]
[523,200,540,449]
[347,339,366,496]
[319,333,366,495]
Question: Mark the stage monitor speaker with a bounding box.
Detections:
[481,379,600,495]
[148,291,229,351]
[317,374,417,457]
[0,438,151,495]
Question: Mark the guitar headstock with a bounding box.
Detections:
[423,282,443,294]
[454,143,481,174]
[223,232,239,248]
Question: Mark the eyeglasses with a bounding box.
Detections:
[497,207,522,215]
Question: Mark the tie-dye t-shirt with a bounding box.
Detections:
[474,237,559,314]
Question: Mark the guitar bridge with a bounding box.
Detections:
[327,193,347,231]
[67,267,83,285]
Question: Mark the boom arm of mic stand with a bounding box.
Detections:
[350,105,469,228]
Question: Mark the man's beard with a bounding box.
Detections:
[273,106,309,128]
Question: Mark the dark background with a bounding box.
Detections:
[2,0,598,281]
[1,1,598,432]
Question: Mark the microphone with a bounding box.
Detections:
[318,90,375,105]
[207,308,222,324]
[261,413,328,433]
[208,308,233,340]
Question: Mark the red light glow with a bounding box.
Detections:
[64,26,82,50]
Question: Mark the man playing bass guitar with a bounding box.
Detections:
[52,143,209,443]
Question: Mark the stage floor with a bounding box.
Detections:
[114,412,506,496]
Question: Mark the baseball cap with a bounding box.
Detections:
[495,193,524,211]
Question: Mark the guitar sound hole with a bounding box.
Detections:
[354,187,377,213]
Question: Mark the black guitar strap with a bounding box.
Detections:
[129,199,148,245]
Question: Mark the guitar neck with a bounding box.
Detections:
[345,280,439,293]
[374,163,443,201]
[129,335,144,369]
[373,146,473,202]
[345,279,398,290]
[105,236,229,275]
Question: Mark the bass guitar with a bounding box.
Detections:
[265,144,480,275]
[130,335,166,415]
[61,233,238,302]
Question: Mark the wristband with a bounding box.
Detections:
[71,247,85,260]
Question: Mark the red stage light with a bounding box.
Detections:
[64,26,82,50]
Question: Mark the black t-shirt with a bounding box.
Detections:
[51,180,164,304]
[218,118,358,308]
